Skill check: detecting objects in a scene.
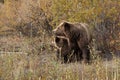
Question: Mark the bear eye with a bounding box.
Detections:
[55,37,60,43]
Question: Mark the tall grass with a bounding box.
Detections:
[0,36,120,80]
[0,52,119,80]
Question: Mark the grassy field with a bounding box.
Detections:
[0,0,120,80]
[0,36,120,80]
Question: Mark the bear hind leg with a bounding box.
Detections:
[82,46,90,63]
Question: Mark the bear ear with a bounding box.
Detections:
[63,22,70,31]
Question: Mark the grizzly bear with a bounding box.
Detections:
[54,36,82,63]
[54,36,71,63]
[53,21,92,63]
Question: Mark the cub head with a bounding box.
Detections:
[54,36,68,48]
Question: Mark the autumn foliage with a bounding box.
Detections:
[1,0,119,54]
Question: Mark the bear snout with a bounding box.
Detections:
[53,29,63,36]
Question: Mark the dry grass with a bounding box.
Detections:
[0,36,120,80]
[0,0,120,80]
[0,52,120,80]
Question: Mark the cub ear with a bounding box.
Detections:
[63,22,71,31]
[55,37,60,43]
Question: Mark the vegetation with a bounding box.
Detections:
[0,0,120,80]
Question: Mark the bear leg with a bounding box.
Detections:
[82,46,90,63]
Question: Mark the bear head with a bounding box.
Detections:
[53,21,81,41]
[53,21,73,37]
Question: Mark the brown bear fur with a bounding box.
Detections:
[53,21,92,63]
[54,36,82,63]
[54,36,71,63]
